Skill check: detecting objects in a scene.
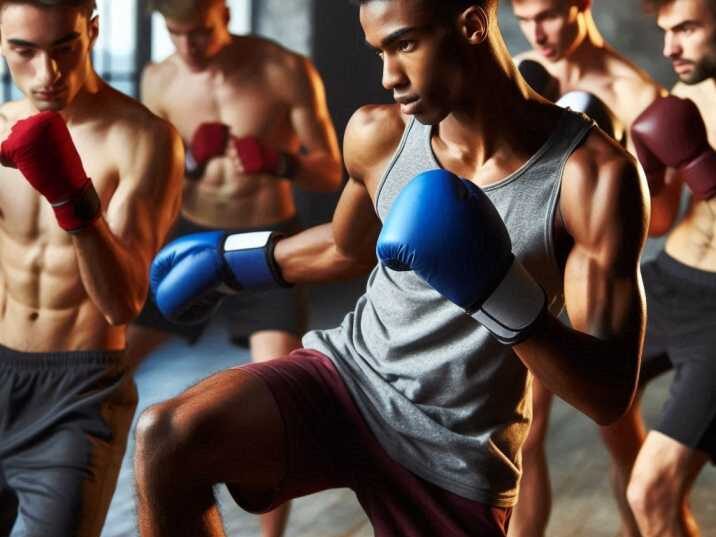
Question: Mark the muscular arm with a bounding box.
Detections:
[280,55,342,192]
[514,139,649,425]
[275,177,380,282]
[648,167,684,236]
[274,104,402,283]
[74,118,183,325]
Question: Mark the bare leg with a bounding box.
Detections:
[627,431,708,537]
[134,367,287,537]
[249,331,302,537]
[599,402,646,537]
[508,378,553,537]
[125,324,171,371]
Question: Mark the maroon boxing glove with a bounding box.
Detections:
[0,111,100,232]
[631,96,716,199]
[232,136,295,178]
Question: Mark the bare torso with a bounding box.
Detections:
[664,80,716,271]
[516,45,664,156]
[147,36,303,228]
[0,88,168,352]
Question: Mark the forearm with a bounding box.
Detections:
[514,308,643,425]
[291,150,342,192]
[648,168,683,236]
[73,218,148,325]
[273,223,375,284]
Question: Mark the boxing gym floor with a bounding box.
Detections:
[101,278,716,537]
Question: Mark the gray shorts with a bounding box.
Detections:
[640,252,716,462]
[0,346,137,537]
[134,215,309,345]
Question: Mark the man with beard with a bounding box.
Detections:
[507,2,665,534]
[133,1,649,536]
[597,1,716,536]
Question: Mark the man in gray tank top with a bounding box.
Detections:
[133,1,650,536]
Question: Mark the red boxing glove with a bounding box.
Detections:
[0,111,100,232]
[232,136,295,178]
[631,96,716,199]
[189,122,230,169]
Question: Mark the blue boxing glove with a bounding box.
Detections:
[377,169,546,345]
[151,230,289,324]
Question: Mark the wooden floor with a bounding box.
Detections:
[101,280,716,537]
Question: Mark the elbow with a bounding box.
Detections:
[301,156,342,193]
[593,402,631,426]
[648,218,672,237]
[591,383,638,426]
[316,164,343,193]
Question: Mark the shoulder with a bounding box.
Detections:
[252,37,319,91]
[605,53,666,112]
[238,35,309,76]
[141,56,179,88]
[99,89,181,172]
[140,56,180,111]
[344,104,406,181]
[562,129,645,240]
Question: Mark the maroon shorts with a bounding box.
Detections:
[230,348,511,537]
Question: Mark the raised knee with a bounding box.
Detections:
[135,401,187,462]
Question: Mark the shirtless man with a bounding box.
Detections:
[133,0,648,536]
[511,0,664,154]
[0,1,183,536]
[507,2,666,534]
[597,1,716,535]
[133,1,341,535]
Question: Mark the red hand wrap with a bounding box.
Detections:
[0,111,100,231]
[232,136,293,177]
[189,122,230,167]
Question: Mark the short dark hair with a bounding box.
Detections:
[0,0,96,17]
[147,0,223,21]
[643,0,716,15]
[350,0,493,16]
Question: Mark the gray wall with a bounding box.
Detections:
[253,0,313,56]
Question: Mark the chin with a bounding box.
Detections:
[413,107,448,126]
[678,70,707,85]
[31,99,67,112]
[181,56,207,72]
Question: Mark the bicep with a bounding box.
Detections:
[331,177,381,265]
[104,126,184,265]
[288,60,340,156]
[562,156,648,339]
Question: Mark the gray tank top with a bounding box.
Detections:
[303,109,593,507]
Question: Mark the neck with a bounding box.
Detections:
[436,26,533,170]
[555,11,608,81]
[56,68,103,123]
